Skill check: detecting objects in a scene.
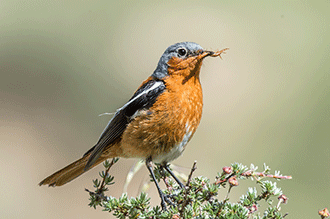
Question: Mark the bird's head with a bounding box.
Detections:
[152,42,227,84]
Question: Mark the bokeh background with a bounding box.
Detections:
[1,1,329,218]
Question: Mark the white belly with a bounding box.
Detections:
[153,126,193,164]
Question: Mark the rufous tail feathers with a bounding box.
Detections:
[39,155,106,187]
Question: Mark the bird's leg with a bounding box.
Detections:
[162,163,185,189]
[146,158,173,211]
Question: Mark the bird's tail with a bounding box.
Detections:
[39,154,106,187]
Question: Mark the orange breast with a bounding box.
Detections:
[119,74,203,163]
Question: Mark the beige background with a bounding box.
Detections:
[1,1,329,218]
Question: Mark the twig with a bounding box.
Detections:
[98,158,117,194]
[242,171,292,180]
[224,185,233,202]
[178,161,198,216]
[214,173,234,185]
[186,161,197,187]
[85,188,107,201]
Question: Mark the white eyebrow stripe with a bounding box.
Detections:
[119,81,164,111]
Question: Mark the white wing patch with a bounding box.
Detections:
[98,81,164,139]
[119,81,164,111]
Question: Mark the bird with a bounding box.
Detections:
[39,42,228,210]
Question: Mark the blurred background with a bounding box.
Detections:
[1,1,329,218]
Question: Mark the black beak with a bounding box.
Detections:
[204,50,215,56]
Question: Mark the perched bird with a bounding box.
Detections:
[39,42,227,209]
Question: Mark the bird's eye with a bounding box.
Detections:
[177,48,187,57]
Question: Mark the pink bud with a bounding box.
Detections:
[222,166,232,174]
[278,194,288,204]
[319,208,330,218]
[228,176,238,186]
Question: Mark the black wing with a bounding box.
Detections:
[84,79,166,170]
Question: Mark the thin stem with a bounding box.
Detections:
[186,161,197,187]
[243,171,292,180]
[98,158,117,193]
[224,185,233,202]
